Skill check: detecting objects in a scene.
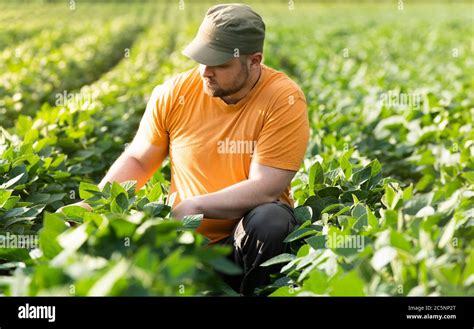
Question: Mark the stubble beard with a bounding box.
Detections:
[202,63,249,97]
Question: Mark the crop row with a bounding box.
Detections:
[0,17,147,128]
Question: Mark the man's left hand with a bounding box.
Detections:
[171,197,202,220]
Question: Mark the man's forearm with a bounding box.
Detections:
[98,154,151,191]
[172,164,295,221]
[192,179,278,219]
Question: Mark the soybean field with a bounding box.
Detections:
[0,1,472,296]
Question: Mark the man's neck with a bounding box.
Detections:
[221,65,262,105]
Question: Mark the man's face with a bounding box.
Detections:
[199,57,249,97]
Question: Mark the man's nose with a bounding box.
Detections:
[199,64,214,78]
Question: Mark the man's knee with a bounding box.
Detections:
[243,202,296,242]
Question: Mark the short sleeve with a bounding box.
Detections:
[253,88,309,171]
[136,84,171,146]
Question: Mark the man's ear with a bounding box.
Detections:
[250,52,263,67]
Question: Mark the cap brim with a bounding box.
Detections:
[182,37,234,66]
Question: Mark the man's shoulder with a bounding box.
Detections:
[261,64,306,101]
[171,66,200,85]
[152,67,200,96]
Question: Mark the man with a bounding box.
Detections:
[67,4,309,296]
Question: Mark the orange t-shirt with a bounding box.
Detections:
[137,64,309,243]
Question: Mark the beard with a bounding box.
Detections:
[202,63,249,97]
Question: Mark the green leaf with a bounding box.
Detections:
[303,270,328,294]
[120,181,137,197]
[58,224,90,251]
[0,189,13,207]
[317,187,342,198]
[79,182,100,200]
[351,166,371,186]
[143,202,168,217]
[402,184,413,201]
[366,206,378,228]
[166,192,177,207]
[381,209,398,228]
[111,182,126,199]
[329,271,365,296]
[305,235,327,249]
[404,192,434,216]
[370,159,382,177]
[339,153,352,180]
[0,173,25,189]
[438,216,456,249]
[295,245,310,259]
[110,218,137,238]
[2,196,20,210]
[181,214,203,231]
[352,204,368,230]
[269,286,299,296]
[415,174,434,191]
[371,246,397,271]
[1,207,30,219]
[16,115,33,136]
[111,193,129,213]
[304,195,339,220]
[25,193,51,204]
[308,162,324,194]
[352,204,366,218]
[147,183,162,202]
[463,250,474,286]
[284,227,318,243]
[88,259,130,296]
[352,193,360,204]
[390,230,411,251]
[61,205,88,221]
[294,206,313,224]
[415,206,435,218]
[340,190,369,204]
[0,248,31,262]
[50,171,71,179]
[461,171,474,184]
[261,253,296,267]
[382,184,401,210]
[39,212,69,259]
[135,220,181,241]
[326,205,351,218]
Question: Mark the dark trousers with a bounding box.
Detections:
[217,201,297,296]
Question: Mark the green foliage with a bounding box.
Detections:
[258,2,473,296]
[0,2,472,296]
[0,181,240,296]
[262,160,473,296]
